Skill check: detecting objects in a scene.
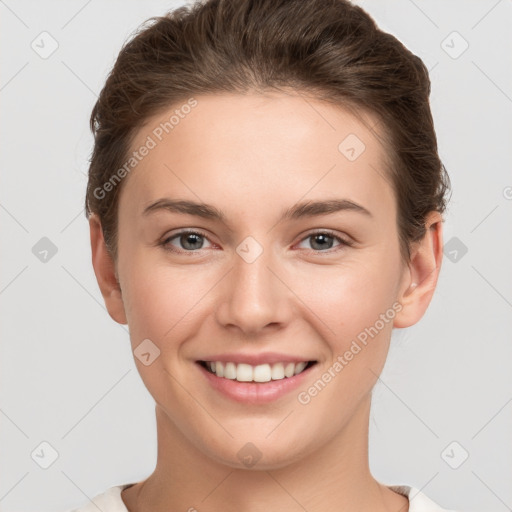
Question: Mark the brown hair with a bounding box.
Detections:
[85,0,450,262]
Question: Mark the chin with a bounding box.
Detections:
[199,431,315,471]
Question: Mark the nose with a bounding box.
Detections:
[215,240,291,336]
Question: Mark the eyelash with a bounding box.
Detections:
[159,229,354,255]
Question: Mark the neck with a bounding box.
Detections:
[122,394,408,512]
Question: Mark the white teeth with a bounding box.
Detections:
[204,360,312,382]
[294,361,307,375]
[284,362,295,378]
[271,363,285,380]
[224,362,237,379]
[253,364,271,382]
[237,363,253,382]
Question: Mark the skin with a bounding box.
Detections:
[90,90,443,512]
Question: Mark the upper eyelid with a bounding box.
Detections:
[295,230,353,248]
[162,229,215,248]
[163,228,212,240]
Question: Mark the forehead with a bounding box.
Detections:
[119,91,395,222]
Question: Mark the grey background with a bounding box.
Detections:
[1,1,511,511]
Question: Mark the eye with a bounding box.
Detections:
[160,230,214,253]
[159,229,353,254]
[296,230,352,252]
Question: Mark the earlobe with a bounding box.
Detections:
[393,211,444,329]
[89,214,128,325]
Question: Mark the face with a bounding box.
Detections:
[99,91,420,469]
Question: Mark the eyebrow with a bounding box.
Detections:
[142,198,372,223]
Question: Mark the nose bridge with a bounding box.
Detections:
[216,235,287,333]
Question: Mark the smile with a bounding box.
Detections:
[199,360,316,382]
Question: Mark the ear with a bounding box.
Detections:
[393,211,444,328]
[89,214,127,325]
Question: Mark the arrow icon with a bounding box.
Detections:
[440,440,469,469]
[443,236,468,263]
[134,339,161,366]
[236,236,263,263]
[338,134,365,161]
[441,31,469,60]
[32,237,58,262]
[31,441,59,469]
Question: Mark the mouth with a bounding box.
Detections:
[197,360,317,383]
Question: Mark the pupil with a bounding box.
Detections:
[311,234,332,251]
[182,233,203,250]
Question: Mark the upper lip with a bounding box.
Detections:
[197,352,317,366]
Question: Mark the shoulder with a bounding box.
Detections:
[61,483,135,512]
[389,484,460,512]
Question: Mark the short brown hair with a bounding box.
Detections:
[85,0,450,262]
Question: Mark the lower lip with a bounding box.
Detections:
[197,362,315,404]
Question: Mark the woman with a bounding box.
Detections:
[72,0,456,510]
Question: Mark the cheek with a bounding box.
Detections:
[119,255,214,345]
[291,262,398,424]
[292,255,400,340]
[289,252,402,407]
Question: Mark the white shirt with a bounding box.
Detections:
[63,482,460,511]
